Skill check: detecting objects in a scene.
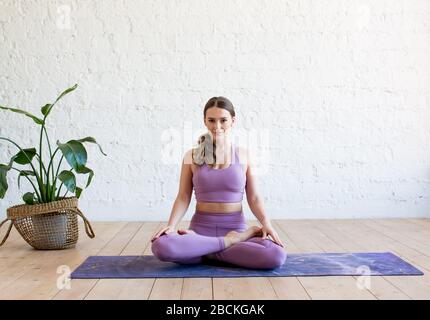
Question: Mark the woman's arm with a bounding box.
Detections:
[244,148,284,247]
[166,149,194,227]
[167,196,191,228]
[244,148,270,225]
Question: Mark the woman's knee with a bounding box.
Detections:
[260,244,287,269]
[151,234,178,261]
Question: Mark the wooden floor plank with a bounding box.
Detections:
[149,220,206,300]
[313,219,410,300]
[55,221,162,300]
[80,222,145,300]
[269,220,310,300]
[149,278,184,300]
[85,278,155,300]
[408,219,430,230]
[0,227,28,258]
[372,219,430,256]
[122,222,161,256]
[212,219,279,300]
[0,222,111,292]
[357,219,430,299]
[213,277,278,300]
[0,222,127,300]
[182,278,213,300]
[276,220,376,300]
[1,219,429,300]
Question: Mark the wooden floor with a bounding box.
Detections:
[1,218,430,300]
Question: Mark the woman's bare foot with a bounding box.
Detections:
[223,226,262,248]
[177,229,196,235]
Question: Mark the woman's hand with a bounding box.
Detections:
[261,222,285,247]
[150,225,176,242]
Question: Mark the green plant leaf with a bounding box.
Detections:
[0,106,44,125]
[40,104,52,116]
[77,137,107,156]
[75,187,83,199]
[41,84,78,118]
[54,84,78,104]
[58,170,76,193]
[0,164,10,199]
[57,140,87,171]
[17,170,36,189]
[12,148,37,165]
[86,170,94,188]
[75,166,94,188]
[23,192,35,205]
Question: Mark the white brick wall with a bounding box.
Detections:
[0,0,429,221]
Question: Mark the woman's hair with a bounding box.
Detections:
[192,97,235,166]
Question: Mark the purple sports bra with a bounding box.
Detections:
[192,143,246,203]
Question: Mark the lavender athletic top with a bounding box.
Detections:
[192,143,247,203]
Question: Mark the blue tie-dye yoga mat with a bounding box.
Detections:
[70,252,423,279]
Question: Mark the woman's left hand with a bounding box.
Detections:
[261,222,285,247]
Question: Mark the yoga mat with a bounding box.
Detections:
[71,252,423,279]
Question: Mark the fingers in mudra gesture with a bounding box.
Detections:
[150,225,175,242]
[261,224,285,247]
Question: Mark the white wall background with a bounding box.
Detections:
[0,0,429,221]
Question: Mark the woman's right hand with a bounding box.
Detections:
[150,225,176,242]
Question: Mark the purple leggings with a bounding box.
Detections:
[151,210,287,269]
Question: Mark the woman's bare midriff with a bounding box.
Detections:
[196,201,242,213]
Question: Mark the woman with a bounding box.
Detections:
[150,97,286,269]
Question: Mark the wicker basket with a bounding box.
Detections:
[0,197,95,250]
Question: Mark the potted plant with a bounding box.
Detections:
[0,84,106,249]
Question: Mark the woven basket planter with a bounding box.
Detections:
[0,197,95,250]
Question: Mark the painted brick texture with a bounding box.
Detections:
[0,0,429,220]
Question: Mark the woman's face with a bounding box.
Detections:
[204,107,235,141]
